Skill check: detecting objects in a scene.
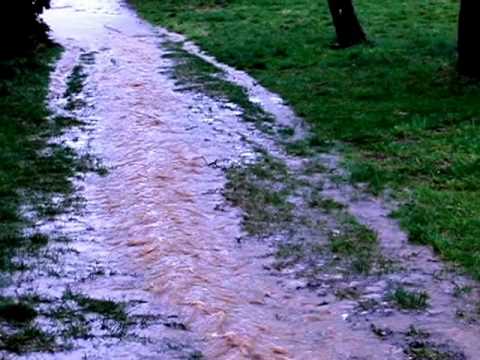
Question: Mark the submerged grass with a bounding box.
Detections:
[0,48,67,353]
[0,47,105,273]
[405,326,465,360]
[131,0,480,279]
[226,152,382,274]
[0,47,71,271]
[63,290,128,324]
[0,296,57,354]
[64,51,96,111]
[390,287,430,310]
[0,298,37,324]
[64,64,86,99]
[225,154,294,236]
[0,48,100,272]
[163,42,274,128]
[0,46,106,354]
[0,291,157,354]
[329,214,381,274]
[0,326,57,354]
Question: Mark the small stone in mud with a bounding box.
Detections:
[358,298,380,312]
[335,287,360,300]
[370,324,393,339]
[455,309,467,319]
[163,321,188,331]
[188,351,204,360]
[405,326,430,340]
[285,279,306,290]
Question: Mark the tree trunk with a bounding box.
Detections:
[458,0,480,78]
[327,0,367,48]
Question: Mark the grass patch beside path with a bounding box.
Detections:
[0,47,71,271]
[0,48,94,354]
[131,0,480,279]
[0,48,100,272]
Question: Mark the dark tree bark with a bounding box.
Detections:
[327,0,367,48]
[458,0,480,78]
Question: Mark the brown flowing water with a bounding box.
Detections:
[34,1,480,359]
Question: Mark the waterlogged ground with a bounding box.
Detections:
[2,0,480,359]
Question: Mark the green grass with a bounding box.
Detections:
[390,287,430,310]
[0,48,103,272]
[309,194,345,212]
[64,64,86,99]
[131,0,480,279]
[0,47,75,271]
[0,296,57,354]
[64,64,87,110]
[225,154,294,236]
[0,291,155,353]
[62,290,128,324]
[329,214,382,274]
[0,326,57,354]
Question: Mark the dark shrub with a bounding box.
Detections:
[0,1,52,58]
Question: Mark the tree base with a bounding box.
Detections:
[329,38,369,50]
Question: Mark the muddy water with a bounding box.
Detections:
[41,1,406,359]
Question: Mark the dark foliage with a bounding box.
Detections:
[458,0,480,78]
[0,0,52,59]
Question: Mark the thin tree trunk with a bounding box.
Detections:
[458,0,480,78]
[327,0,367,48]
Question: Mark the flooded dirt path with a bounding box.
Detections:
[31,0,480,359]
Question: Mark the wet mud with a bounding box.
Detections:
[2,0,479,359]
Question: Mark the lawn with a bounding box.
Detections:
[131,0,480,278]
